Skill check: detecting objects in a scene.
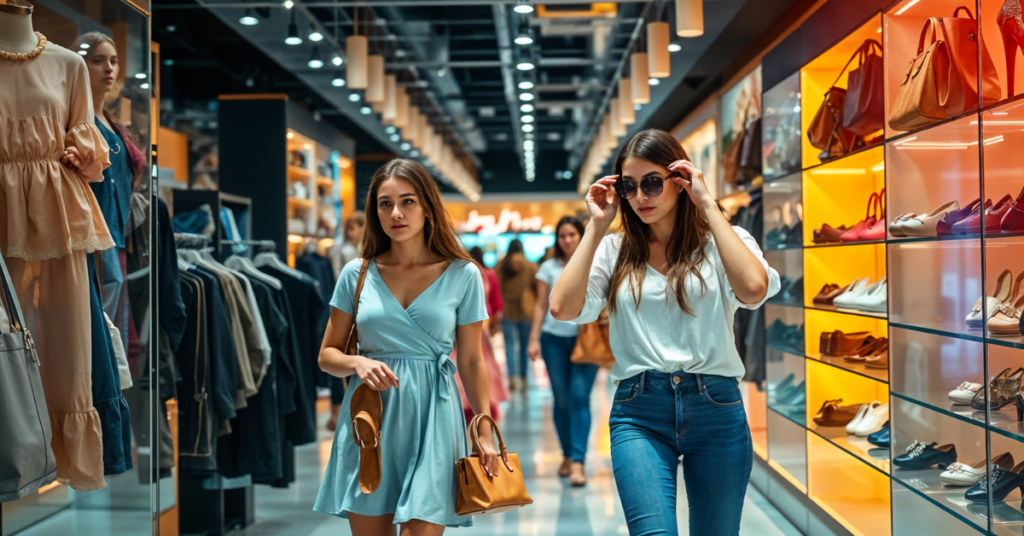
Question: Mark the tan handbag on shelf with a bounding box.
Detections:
[937,6,1001,116]
[571,309,615,368]
[888,18,952,131]
[808,45,868,159]
[455,414,533,516]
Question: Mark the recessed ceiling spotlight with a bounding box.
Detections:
[331,71,346,86]
[390,134,401,142]
[519,93,534,101]
[140,83,150,89]
[514,32,533,45]
[348,93,360,102]
[78,50,87,55]
[518,81,534,89]
[668,43,681,52]
[649,78,660,85]
[385,126,397,134]
[516,61,535,71]
[437,67,447,77]
[135,72,146,79]
[239,8,259,26]
[400,142,411,151]
[410,150,420,157]
[360,106,372,114]
[79,43,90,49]
[562,170,573,179]
[523,140,534,150]
[634,104,641,110]
[520,104,534,113]
[521,115,534,123]
[283,0,293,8]
[309,30,323,42]
[513,1,534,14]
[332,55,343,66]
[285,12,302,45]
[522,124,534,132]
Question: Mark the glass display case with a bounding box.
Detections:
[762,72,802,180]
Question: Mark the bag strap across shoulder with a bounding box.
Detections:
[345,258,370,356]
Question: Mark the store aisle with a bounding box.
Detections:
[240,376,801,536]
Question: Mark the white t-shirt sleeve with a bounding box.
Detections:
[572,235,615,324]
[535,259,556,286]
[720,226,781,311]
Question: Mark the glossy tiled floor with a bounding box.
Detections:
[240,374,802,536]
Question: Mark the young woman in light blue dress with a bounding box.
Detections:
[314,159,499,535]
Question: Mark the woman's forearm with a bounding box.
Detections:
[459,352,492,417]
[318,346,363,378]
[703,205,768,304]
[529,286,549,343]
[550,222,605,320]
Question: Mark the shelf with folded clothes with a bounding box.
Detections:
[807,421,891,476]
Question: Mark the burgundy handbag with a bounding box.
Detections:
[842,39,885,137]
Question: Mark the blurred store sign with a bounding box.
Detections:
[456,209,547,235]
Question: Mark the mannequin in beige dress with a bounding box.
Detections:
[0,0,113,491]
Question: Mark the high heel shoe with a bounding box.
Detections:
[998,0,1024,99]
[965,460,1024,503]
[973,367,1024,410]
[966,269,1018,329]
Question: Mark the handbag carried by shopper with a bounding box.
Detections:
[842,39,885,136]
[0,254,57,502]
[571,309,615,368]
[889,18,952,131]
[936,6,1001,116]
[456,414,533,515]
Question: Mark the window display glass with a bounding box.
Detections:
[762,72,801,179]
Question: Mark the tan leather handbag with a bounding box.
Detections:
[937,6,1001,116]
[571,309,615,368]
[888,18,952,131]
[455,414,533,516]
[808,87,859,160]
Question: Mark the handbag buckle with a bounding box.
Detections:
[353,425,380,448]
[24,330,40,366]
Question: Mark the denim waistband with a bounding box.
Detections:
[625,370,730,394]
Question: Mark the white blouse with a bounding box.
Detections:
[570,228,780,382]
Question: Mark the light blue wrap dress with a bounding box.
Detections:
[314,258,489,527]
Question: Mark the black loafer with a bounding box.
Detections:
[966,461,1024,503]
[867,421,889,448]
[893,441,957,470]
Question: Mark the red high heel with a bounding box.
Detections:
[998,0,1024,98]
[858,189,887,241]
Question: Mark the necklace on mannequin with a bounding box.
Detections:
[0,31,46,61]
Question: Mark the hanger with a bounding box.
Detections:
[225,255,282,290]
[253,251,315,282]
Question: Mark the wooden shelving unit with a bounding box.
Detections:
[286,128,343,266]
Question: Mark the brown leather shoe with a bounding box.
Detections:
[813,224,848,244]
[351,384,383,494]
[864,353,888,369]
[820,331,870,356]
[813,284,840,305]
[821,282,853,306]
[813,399,864,426]
[843,336,888,362]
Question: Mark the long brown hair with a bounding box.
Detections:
[499,239,525,279]
[608,129,711,315]
[361,159,473,264]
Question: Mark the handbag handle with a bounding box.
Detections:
[916,17,951,54]
[828,38,883,89]
[345,258,370,356]
[0,254,26,333]
[951,5,974,19]
[468,414,513,470]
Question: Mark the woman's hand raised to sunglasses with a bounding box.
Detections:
[586,175,620,232]
[668,160,716,212]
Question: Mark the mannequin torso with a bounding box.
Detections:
[0,2,38,53]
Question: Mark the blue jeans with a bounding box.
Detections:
[540,332,598,462]
[502,320,532,379]
[610,371,752,536]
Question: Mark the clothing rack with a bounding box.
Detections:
[175,232,211,249]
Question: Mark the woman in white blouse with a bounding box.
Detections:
[550,129,780,535]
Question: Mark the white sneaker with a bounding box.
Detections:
[853,278,887,312]
[948,382,982,405]
[833,278,871,309]
[845,401,879,434]
[854,403,889,437]
[940,460,987,486]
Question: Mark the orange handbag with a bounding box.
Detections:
[455,414,533,516]
[888,18,952,131]
[937,6,1001,116]
[570,309,615,368]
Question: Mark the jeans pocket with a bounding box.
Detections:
[613,381,640,404]
[702,377,742,407]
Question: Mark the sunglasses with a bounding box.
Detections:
[614,173,682,200]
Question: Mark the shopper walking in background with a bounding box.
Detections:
[469,246,504,334]
[550,130,780,536]
[497,239,537,393]
[527,216,596,486]
[314,159,498,534]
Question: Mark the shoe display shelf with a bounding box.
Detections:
[285,128,343,265]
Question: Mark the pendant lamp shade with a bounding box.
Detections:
[371,98,385,113]
[408,105,420,145]
[631,53,650,104]
[366,54,384,102]
[610,98,625,136]
[424,126,435,158]
[346,35,368,89]
[603,114,617,150]
[383,74,397,123]
[675,0,704,37]
[647,22,670,78]
[619,79,635,124]
[394,88,410,128]
[417,113,428,148]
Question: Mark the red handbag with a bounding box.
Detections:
[842,39,885,137]
[937,6,1001,115]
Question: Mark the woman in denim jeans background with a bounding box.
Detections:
[527,216,597,486]
[550,130,780,535]
[497,240,537,393]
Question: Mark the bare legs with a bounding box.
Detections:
[348,513,445,536]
